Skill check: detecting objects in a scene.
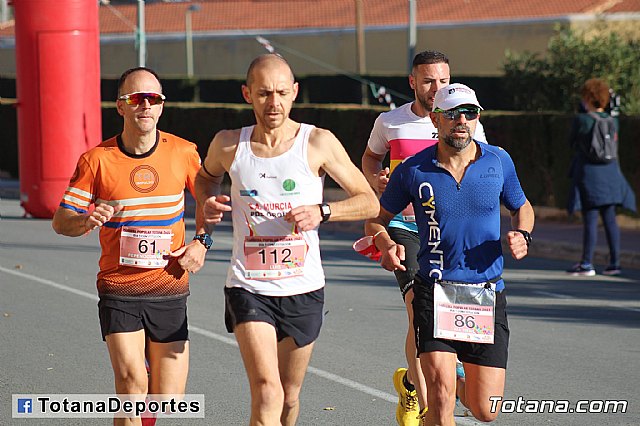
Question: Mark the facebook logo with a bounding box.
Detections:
[17,398,32,413]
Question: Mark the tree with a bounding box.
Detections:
[503,24,640,114]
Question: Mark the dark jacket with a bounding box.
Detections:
[568,112,636,213]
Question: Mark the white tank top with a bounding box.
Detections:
[226,123,326,296]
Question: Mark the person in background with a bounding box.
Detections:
[566,78,636,276]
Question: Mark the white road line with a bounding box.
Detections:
[306,366,395,403]
[1,265,99,301]
[189,324,239,347]
[533,291,572,299]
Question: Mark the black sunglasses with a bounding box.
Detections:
[434,108,480,121]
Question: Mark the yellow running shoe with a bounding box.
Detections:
[417,407,428,426]
[393,368,419,426]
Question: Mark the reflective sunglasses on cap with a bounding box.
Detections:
[117,91,166,106]
[434,107,480,121]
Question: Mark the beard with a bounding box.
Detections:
[416,92,433,114]
[443,124,473,151]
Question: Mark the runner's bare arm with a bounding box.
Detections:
[170,223,208,273]
[312,128,379,221]
[171,150,210,273]
[194,130,238,231]
[361,146,390,195]
[286,128,379,231]
[507,199,535,260]
[317,130,379,222]
[364,208,406,272]
[52,203,123,237]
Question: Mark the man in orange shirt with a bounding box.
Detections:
[52,67,208,426]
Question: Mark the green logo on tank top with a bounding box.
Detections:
[282,179,296,192]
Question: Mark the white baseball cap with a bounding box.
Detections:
[432,83,483,111]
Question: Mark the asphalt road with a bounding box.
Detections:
[1,198,639,425]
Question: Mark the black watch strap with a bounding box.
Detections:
[515,229,532,247]
[193,233,213,250]
[319,203,331,223]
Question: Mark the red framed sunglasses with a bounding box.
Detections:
[118,92,166,106]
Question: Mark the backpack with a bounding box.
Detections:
[581,112,618,163]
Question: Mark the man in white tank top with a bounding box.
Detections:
[194,54,378,426]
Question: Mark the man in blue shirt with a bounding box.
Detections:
[366,83,535,424]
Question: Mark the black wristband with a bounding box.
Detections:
[193,233,213,250]
[515,229,532,247]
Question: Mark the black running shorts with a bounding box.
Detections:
[224,286,324,348]
[98,297,189,343]
[387,226,420,299]
[412,275,509,369]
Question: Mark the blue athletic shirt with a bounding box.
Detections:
[380,143,527,292]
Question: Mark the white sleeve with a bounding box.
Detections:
[367,113,391,155]
[474,120,488,144]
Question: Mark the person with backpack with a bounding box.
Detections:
[566,78,636,276]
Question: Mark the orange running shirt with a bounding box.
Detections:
[59,131,201,300]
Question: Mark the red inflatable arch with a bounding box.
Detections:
[13,0,101,218]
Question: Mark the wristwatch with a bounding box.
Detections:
[193,233,213,250]
[319,203,331,223]
[515,229,532,247]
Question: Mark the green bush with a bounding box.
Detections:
[503,24,640,114]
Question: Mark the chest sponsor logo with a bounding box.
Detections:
[282,179,296,191]
[259,172,277,179]
[248,201,292,218]
[240,189,258,197]
[281,178,301,196]
[418,182,443,279]
[480,166,500,179]
[130,165,159,193]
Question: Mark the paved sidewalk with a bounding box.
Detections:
[2,179,638,272]
[504,210,640,271]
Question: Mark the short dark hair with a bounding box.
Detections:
[245,53,294,86]
[117,67,162,97]
[412,50,449,70]
[581,78,610,109]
